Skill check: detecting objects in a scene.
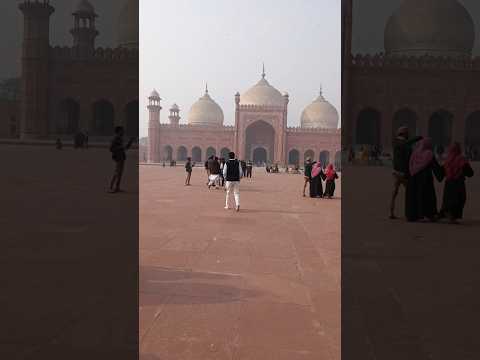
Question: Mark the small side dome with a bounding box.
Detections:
[301,89,339,129]
[187,86,224,126]
[149,89,160,99]
[75,0,95,14]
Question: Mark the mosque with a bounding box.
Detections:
[146,70,341,167]
[343,0,480,156]
[5,0,138,140]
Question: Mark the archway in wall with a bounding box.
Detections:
[163,145,173,161]
[125,100,139,138]
[304,149,315,162]
[92,99,115,136]
[356,108,380,146]
[465,111,480,160]
[206,147,216,159]
[334,151,342,170]
[429,110,453,151]
[288,149,300,165]
[58,98,80,134]
[319,151,330,167]
[220,147,231,159]
[177,146,188,161]
[245,120,275,163]
[252,147,268,165]
[392,108,417,139]
[192,146,202,162]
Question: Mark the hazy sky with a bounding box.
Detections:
[139,0,341,137]
[352,0,480,55]
[0,0,124,79]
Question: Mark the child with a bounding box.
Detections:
[324,164,338,199]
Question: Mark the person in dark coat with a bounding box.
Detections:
[309,162,325,198]
[185,157,192,186]
[405,138,444,222]
[390,126,423,219]
[323,164,338,198]
[109,126,134,193]
[439,143,474,223]
[303,158,313,197]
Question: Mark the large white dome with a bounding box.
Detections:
[240,74,285,107]
[117,0,139,49]
[384,0,475,57]
[187,88,224,126]
[301,91,338,129]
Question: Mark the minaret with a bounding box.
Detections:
[147,90,161,163]
[168,104,181,125]
[19,0,55,139]
[70,0,99,58]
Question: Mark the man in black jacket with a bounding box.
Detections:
[390,126,422,218]
[223,152,243,211]
[303,157,313,197]
[109,126,134,193]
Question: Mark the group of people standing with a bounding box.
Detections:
[303,158,338,199]
[390,126,474,223]
[184,152,243,211]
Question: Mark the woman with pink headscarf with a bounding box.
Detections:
[323,164,338,198]
[439,142,474,223]
[405,138,444,222]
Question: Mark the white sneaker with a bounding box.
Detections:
[224,206,229,210]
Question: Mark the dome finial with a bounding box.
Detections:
[205,82,209,94]
[319,83,323,96]
[262,62,266,79]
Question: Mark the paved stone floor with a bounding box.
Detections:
[1,145,138,359]
[342,164,480,360]
[140,166,341,360]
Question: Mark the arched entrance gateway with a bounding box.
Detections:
[163,145,173,161]
[392,108,417,138]
[304,149,315,161]
[245,120,275,164]
[465,111,480,159]
[252,147,268,165]
[220,147,231,159]
[177,146,188,161]
[192,146,202,162]
[288,149,300,165]
[206,147,216,158]
[429,110,453,152]
[356,108,380,147]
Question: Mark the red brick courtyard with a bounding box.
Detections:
[140,165,341,360]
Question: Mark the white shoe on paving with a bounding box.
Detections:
[224,206,229,210]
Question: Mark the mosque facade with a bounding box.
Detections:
[146,71,341,167]
[343,0,480,156]
[12,0,138,140]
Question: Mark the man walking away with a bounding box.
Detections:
[246,160,253,178]
[185,157,193,186]
[223,152,243,211]
[390,126,422,218]
[109,126,134,193]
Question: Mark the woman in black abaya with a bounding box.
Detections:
[439,143,474,223]
[405,138,444,222]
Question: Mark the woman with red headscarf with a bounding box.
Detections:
[439,142,474,223]
[323,164,338,198]
[405,138,444,222]
[309,161,325,198]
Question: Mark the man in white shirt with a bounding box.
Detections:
[223,152,243,211]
